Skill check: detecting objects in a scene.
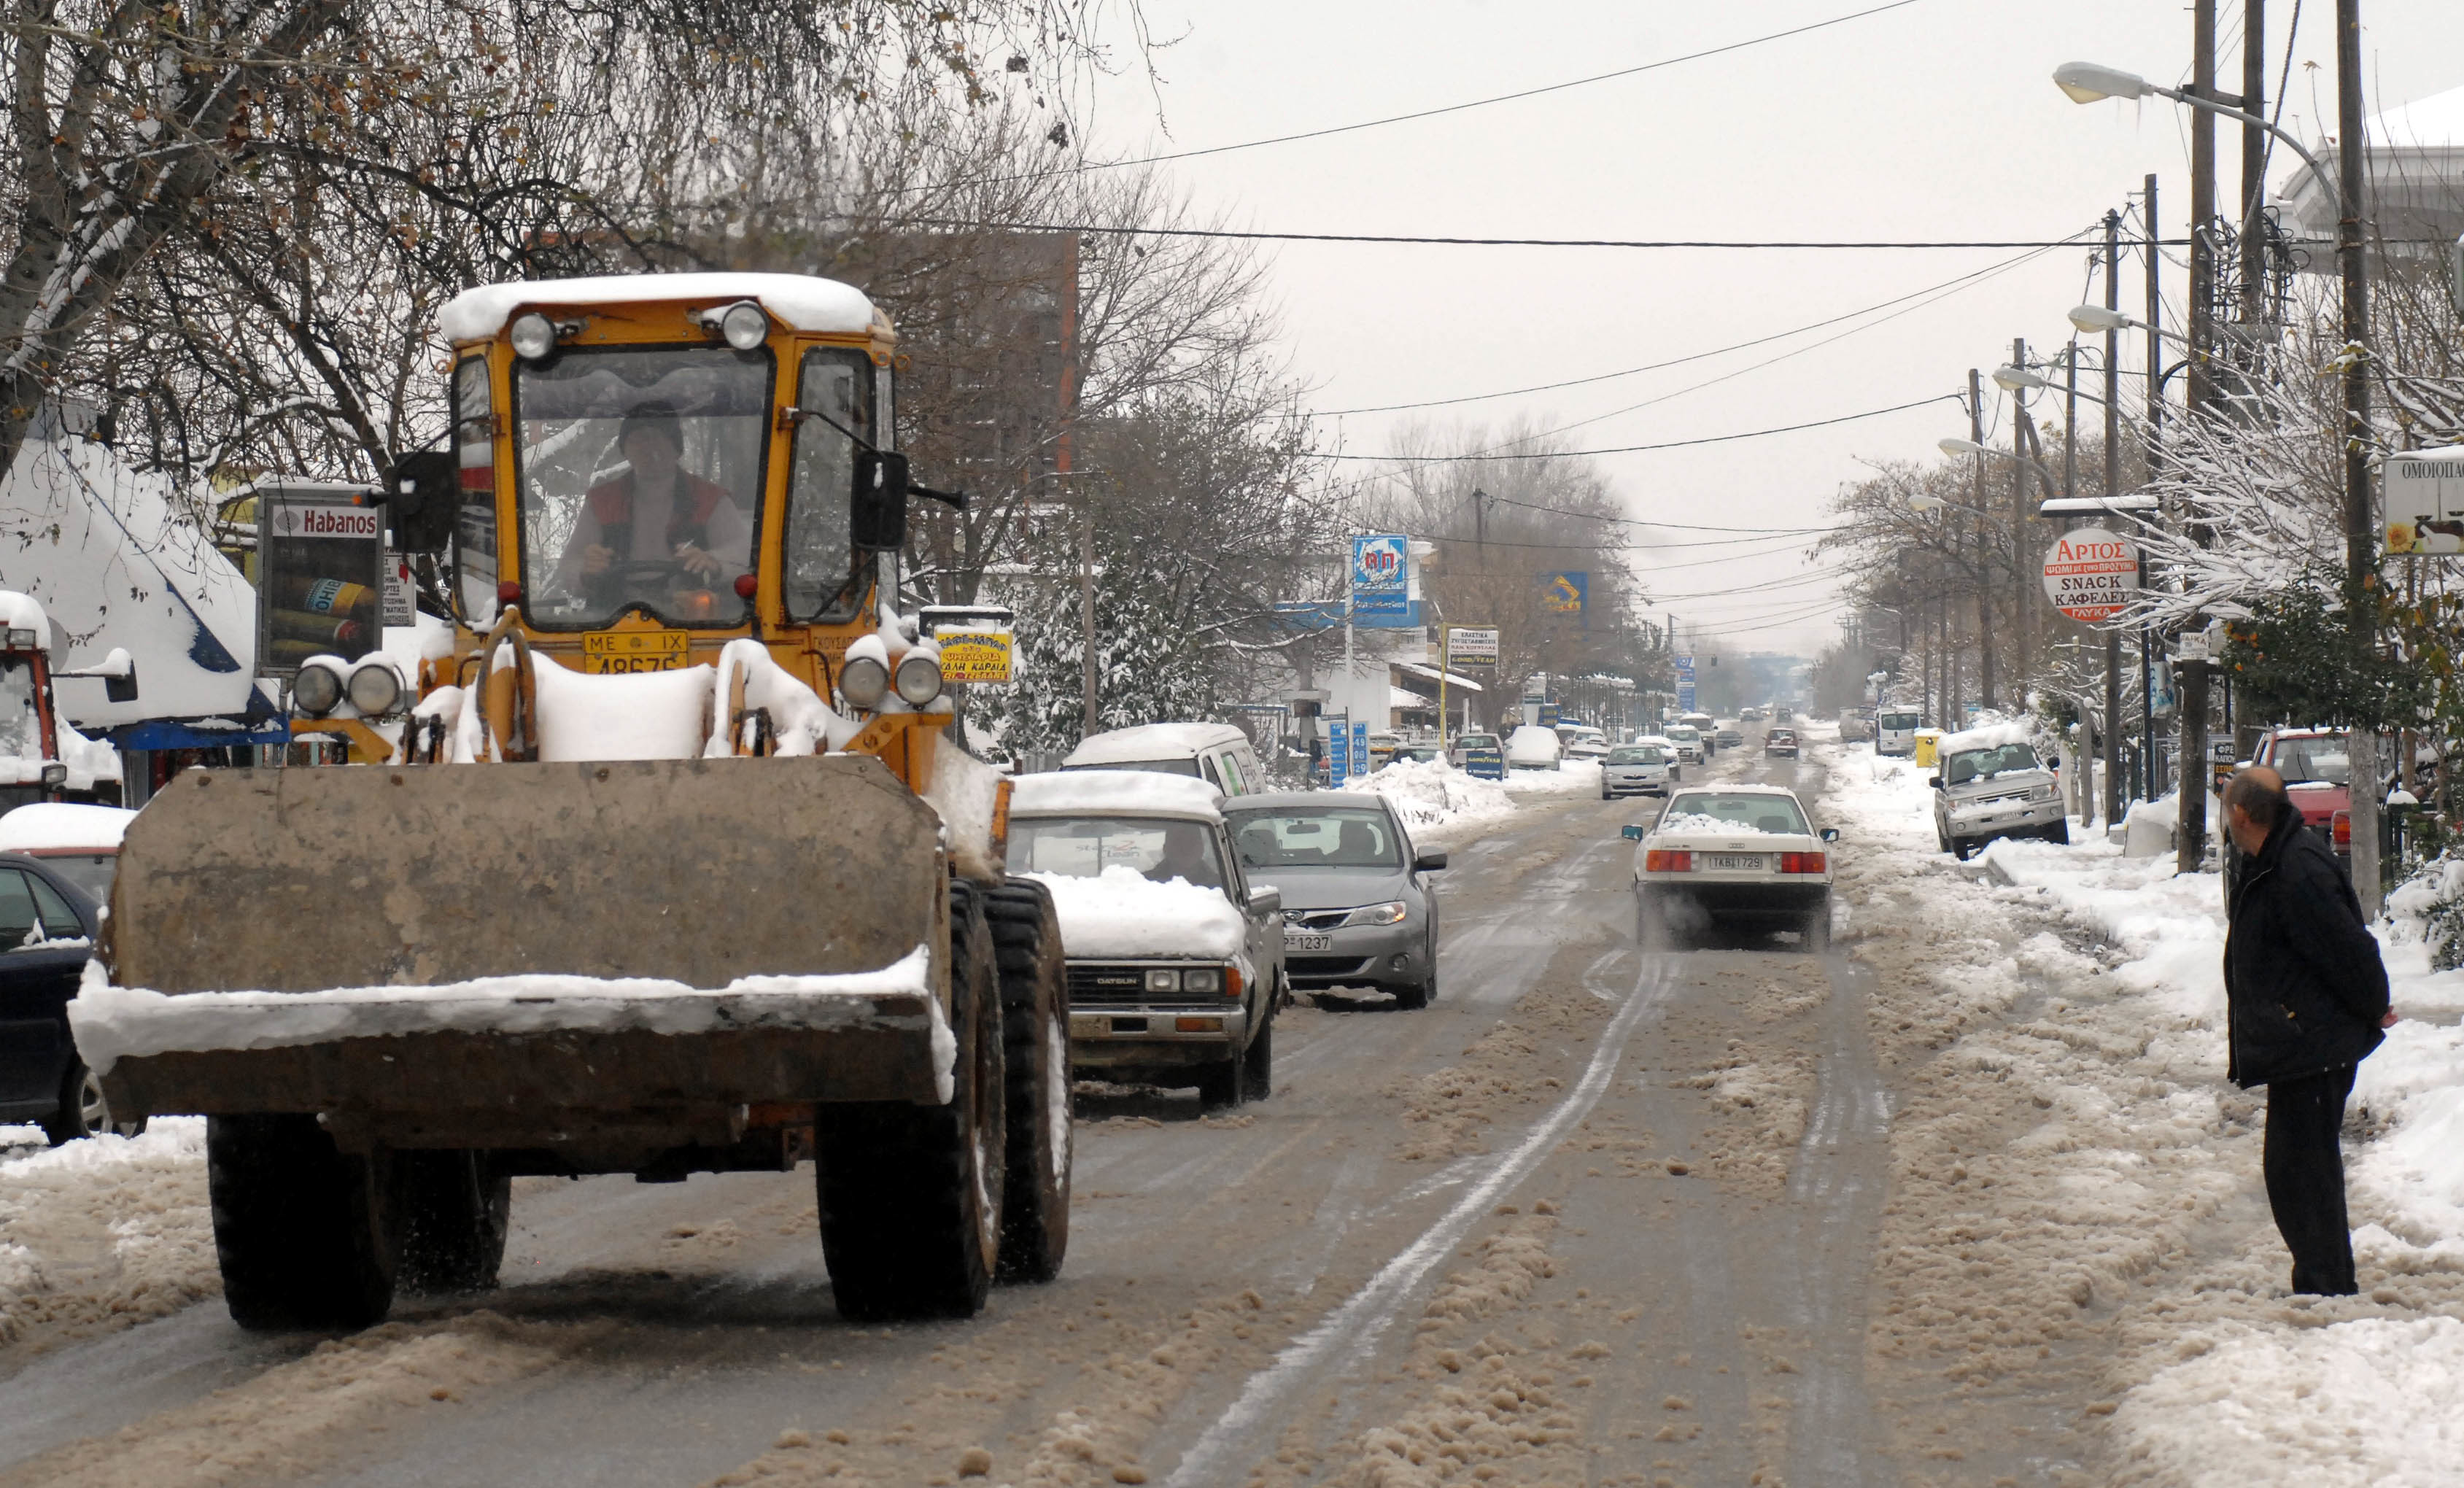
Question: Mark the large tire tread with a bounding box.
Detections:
[393,1150,511,1295]
[206,1114,396,1332]
[983,879,1072,1284]
[817,886,1005,1321]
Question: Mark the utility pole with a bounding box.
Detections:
[2011,337,2034,706]
[2178,0,2217,877]
[2242,0,2270,334]
[2337,0,2382,912]
[2104,209,2126,829]
[1473,487,1487,555]
[1969,368,1994,711]
[1080,489,1098,739]
[2144,173,2163,802]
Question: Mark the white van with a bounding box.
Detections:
[1876,707,1923,757]
[1062,722,1269,797]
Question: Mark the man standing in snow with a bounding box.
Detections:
[2222,764,2398,1297]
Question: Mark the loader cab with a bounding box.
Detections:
[415,274,951,790]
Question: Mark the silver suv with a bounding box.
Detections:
[1930,730,2067,859]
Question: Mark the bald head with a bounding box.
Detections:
[2224,765,2292,855]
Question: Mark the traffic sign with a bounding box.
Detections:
[2040,527,2139,622]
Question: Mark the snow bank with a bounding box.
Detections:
[1498,759,1603,796]
[2113,1316,2464,1485]
[0,801,133,853]
[1024,865,1246,961]
[68,947,937,1077]
[1339,758,1514,837]
[0,1117,216,1349]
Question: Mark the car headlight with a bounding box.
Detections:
[1182,967,1222,993]
[1144,968,1182,993]
[292,661,344,716]
[2029,783,2056,802]
[508,311,559,361]
[840,654,889,709]
[1340,900,1409,928]
[894,650,944,705]
[346,659,404,716]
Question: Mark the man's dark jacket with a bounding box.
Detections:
[2223,810,2390,1087]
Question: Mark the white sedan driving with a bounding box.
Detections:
[1625,783,1837,952]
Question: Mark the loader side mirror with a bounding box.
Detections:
[105,662,137,704]
[384,450,459,553]
[853,450,910,551]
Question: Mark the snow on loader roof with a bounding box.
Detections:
[438,272,880,342]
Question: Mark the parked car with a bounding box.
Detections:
[1627,785,1837,951]
[1449,732,1505,780]
[1600,742,1672,799]
[1062,722,1268,797]
[1764,728,1799,759]
[1554,724,1610,761]
[1224,793,1444,1010]
[1365,732,1400,769]
[1876,707,1922,757]
[0,802,133,904]
[0,851,144,1143]
[1713,721,1744,750]
[1663,724,1706,765]
[1505,724,1563,771]
[1388,743,1444,767]
[2250,728,2352,859]
[1838,710,1874,743]
[1929,724,2066,859]
[1007,772,1284,1108]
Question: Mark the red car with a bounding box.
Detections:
[2250,729,2352,855]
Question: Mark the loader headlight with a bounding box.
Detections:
[714,301,770,351]
[4,628,35,649]
[894,651,944,706]
[508,312,559,361]
[347,658,404,716]
[840,654,890,710]
[292,661,344,716]
[41,762,66,787]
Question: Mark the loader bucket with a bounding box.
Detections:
[93,754,953,1126]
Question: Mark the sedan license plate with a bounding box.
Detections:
[1285,932,1334,953]
[1708,853,1766,872]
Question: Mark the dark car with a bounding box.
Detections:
[0,852,142,1143]
[1225,792,1446,1009]
[1764,728,1799,759]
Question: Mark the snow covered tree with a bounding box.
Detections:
[1003,536,1216,758]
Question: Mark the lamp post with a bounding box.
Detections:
[2058,20,2380,905]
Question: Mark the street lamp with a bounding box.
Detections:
[1938,436,2061,491]
[2053,63,2335,195]
[1906,490,1994,519]
[1992,364,2049,393]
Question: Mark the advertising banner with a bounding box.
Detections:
[1351,534,1411,619]
[1446,625,1499,667]
[1538,570,1588,616]
[934,627,1015,683]
[1674,654,1696,714]
[2385,449,2464,555]
[256,489,385,678]
[2040,527,2140,622]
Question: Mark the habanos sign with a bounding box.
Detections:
[2040,527,2139,622]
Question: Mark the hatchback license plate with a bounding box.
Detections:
[1285,933,1333,952]
[1708,853,1766,872]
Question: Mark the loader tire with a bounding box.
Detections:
[817,886,1005,1322]
[207,1114,396,1332]
[393,1150,511,1295]
[984,878,1072,1284]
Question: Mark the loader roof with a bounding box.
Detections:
[1009,770,1225,823]
[438,272,879,343]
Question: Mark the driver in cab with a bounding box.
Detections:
[553,405,751,608]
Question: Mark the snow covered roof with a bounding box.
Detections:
[1010,770,1225,821]
[0,441,262,730]
[0,802,135,853]
[0,591,51,651]
[438,273,879,343]
[1388,686,1426,710]
[1937,721,2034,754]
[1063,722,1250,766]
[1396,661,1484,693]
[2365,84,2464,150]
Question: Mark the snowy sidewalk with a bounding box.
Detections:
[1827,743,2464,1485]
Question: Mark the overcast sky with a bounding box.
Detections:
[1074,0,2464,659]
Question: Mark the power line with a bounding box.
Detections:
[889,218,2183,251]
[1318,395,1959,462]
[905,0,1931,193]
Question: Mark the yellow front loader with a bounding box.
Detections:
[78,274,1069,1330]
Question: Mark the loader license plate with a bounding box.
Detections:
[1708,853,1766,872]
[1285,933,1333,952]
[583,629,689,673]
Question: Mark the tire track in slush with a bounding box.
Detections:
[1160,953,1677,1486]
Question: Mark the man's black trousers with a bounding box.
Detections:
[2263,1063,2360,1296]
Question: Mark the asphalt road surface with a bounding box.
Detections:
[0,732,2101,1487]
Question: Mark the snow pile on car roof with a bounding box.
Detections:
[1341,758,1513,835]
[0,802,135,853]
[1010,770,1223,819]
[1936,721,2035,755]
[1024,865,1245,961]
[1062,721,1244,766]
[1656,810,1807,837]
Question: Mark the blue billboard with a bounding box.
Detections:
[1351,534,1410,621]
[1674,654,1696,713]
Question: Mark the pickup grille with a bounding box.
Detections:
[1066,964,1221,1007]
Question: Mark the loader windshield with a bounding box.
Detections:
[0,659,39,762]
[512,345,773,629]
